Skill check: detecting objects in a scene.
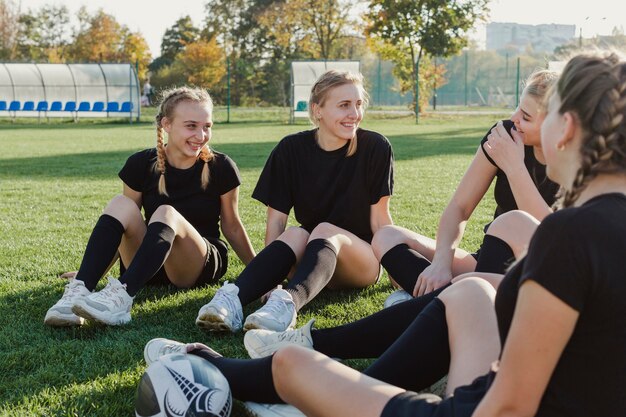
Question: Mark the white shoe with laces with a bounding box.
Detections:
[196,282,243,332]
[244,402,306,417]
[71,276,134,325]
[244,287,296,332]
[383,289,413,309]
[143,338,188,365]
[44,278,91,327]
[244,319,315,359]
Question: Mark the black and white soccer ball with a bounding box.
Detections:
[135,353,232,417]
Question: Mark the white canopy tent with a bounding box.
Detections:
[290,60,360,123]
[0,63,140,121]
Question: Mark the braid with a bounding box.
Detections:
[156,115,169,196]
[199,145,214,190]
[558,54,626,208]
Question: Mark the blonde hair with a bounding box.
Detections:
[155,87,214,196]
[523,69,560,111]
[308,70,369,157]
[555,53,626,208]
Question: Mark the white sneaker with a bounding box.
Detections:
[143,338,188,365]
[244,319,315,359]
[72,276,134,325]
[244,287,296,332]
[383,289,413,309]
[244,402,306,417]
[44,278,91,327]
[196,282,243,332]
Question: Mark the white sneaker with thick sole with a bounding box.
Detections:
[383,289,413,309]
[72,276,134,325]
[196,282,243,332]
[243,287,296,332]
[244,319,315,359]
[244,402,306,417]
[143,338,188,365]
[44,278,91,327]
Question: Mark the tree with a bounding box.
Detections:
[0,0,20,59]
[154,16,200,71]
[15,4,71,62]
[173,38,226,88]
[366,0,489,120]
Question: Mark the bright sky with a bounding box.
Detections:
[17,0,626,58]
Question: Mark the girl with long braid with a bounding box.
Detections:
[45,87,255,327]
[144,52,626,417]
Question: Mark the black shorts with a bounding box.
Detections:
[380,371,494,417]
[142,237,228,288]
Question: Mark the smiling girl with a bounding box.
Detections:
[196,70,394,333]
[44,87,255,327]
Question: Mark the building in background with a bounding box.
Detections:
[486,22,576,53]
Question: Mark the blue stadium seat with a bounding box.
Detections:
[9,101,20,111]
[0,101,6,111]
[50,101,62,111]
[92,101,105,112]
[77,101,91,112]
[64,101,76,112]
[296,100,307,111]
[22,101,35,111]
[106,102,120,112]
[36,101,48,112]
[120,101,133,112]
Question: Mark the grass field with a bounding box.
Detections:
[0,109,510,416]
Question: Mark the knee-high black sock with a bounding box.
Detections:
[312,285,448,359]
[380,244,432,293]
[76,214,125,291]
[190,349,283,404]
[236,240,297,306]
[284,239,337,310]
[364,298,450,392]
[475,234,514,274]
[120,222,175,296]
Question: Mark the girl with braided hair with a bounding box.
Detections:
[144,52,626,417]
[45,87,255,327]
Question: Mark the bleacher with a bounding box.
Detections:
[0,99,135,122]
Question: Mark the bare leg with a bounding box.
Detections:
[485,210,539,259]
[273,346,404,417]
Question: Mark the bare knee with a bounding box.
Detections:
[371,225,408,261]
[149,204,183,227]
[103,195,142,226]
[309,222,343,240]
[277,226,309,256]
[439,278,496,310]
[272,346,313,400]
[486,210,539,258]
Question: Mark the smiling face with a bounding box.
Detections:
[314,82,364,143]
[162,100,213,162]
[510,89,545,147]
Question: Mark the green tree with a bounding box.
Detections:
[15,4,71,62]
[366,0,489,120]
[152,16,200,71]
[0,0,20,59]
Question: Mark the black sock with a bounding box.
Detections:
[475,234,514,274]
[312,284,448,359]
[189,349,283,403]
[364,298,450,392]
[76,214,125,291]
[284,239,337,310]
[120,222,175,296]
[236,240,297,306]
[380,243,431,293]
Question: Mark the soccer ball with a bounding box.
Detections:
[135,353,232,417]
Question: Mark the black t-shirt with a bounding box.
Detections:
[480,120,560,219]
[118,148,241,240]
[252,128,394,243]
[494,193,626,416]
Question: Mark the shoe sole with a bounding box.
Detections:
[72,303,131,326]
[195,315,237,332]
[44,312,84,327]
[243,317,296,332]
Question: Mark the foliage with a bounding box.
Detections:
[0,0,21,59]
[366,0,489,116]
[153,16,200,72]
[14,4,71,62]
[176,37,227,88]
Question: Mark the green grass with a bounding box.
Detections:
[0,111,508,416]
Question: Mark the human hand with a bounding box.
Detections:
[483,121,525,175]
[413,262,453,297]
[59,271,77,279]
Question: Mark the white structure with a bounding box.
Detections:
[0,63,140,120]
[290,60,360,122]
[486,23,576,53]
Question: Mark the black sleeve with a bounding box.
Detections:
[213,153,241,195]
[367,135,394,204]
[118,149,151,192]
[480,120,515,168]
[251,141,292,214]
[520,211,589,312]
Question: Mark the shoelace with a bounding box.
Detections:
[159,343,185,356]
[213,288,241,318]
[61,282,85,301]
[277,329,304,343]
[93,282,128,308]
[262,296,291,316]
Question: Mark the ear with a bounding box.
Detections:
[557,111,579,149]
[311,103,321,119]
[161,116,172,133]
